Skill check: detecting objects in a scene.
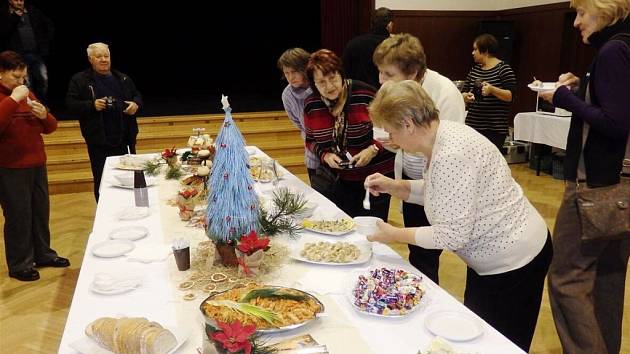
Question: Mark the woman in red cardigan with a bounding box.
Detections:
[0,51,69,282]
[304,49,394,220]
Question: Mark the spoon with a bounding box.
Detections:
[363,188,371,210]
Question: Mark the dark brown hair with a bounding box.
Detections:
[474,34,498,56]
[0,51,26,72]
[277,48,311,74]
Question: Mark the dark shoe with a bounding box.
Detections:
[34,256,70,268]
[9,268,40,281]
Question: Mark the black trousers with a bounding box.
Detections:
[477,129,506,152]
[331,176,391,221]
[464,233,553,352]
[87,143,135,201]
[307,168,317,187]
[0,166,57,273]
[402,176,442,284]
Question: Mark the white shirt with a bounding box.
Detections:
[397,69,466,180]
[407,121,547,275]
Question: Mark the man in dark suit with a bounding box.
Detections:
[66,42,143,201]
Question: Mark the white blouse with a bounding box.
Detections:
[407,120,547,275]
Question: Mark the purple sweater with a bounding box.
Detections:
[553,20,630,186]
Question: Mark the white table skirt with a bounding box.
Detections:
[514,112,571,149]
[57,147,525,354]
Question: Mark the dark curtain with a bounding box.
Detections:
[320,0,374,55]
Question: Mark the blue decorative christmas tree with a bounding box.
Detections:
[206,96,260,245]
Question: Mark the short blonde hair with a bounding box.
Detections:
[368,80,439,129]
[571,0,630,27]
[373,33,427,81]
[87,42,109,57]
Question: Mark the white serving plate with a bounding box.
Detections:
[108,225,149,241]
[109,177,158,189]
[91,240,135,258]
[424,309,484,341]
[348,269,425,318]
[527,82,556,92]
[302,219,355,236]
[118,207,150,221]
[291,239,372,266]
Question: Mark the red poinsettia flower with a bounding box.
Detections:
[236,230,270,256]
[161,146,177,158]
[210,321,256,354]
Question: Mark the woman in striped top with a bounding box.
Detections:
[462,34,516,151]
[304,49,394,220]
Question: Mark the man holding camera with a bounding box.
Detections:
[66,42,143,201]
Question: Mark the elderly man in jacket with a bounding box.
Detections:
[66,42,143,201]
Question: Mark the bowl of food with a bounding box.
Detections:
[199,284,324,334]
[114,172,135,187]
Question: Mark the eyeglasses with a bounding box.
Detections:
[314,72,341,89]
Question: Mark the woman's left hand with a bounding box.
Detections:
[30,100,48,119]
[351,145,377,167]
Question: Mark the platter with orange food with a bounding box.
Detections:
[199,284,324,334]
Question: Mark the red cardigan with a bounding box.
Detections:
[304,80,394,181]
[0,85,57,168]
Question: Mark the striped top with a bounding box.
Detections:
[463,61,516,134]
[304,79,394,181]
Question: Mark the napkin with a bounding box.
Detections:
[126,244,172,263]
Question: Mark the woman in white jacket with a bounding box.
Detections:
[365,80,551,352]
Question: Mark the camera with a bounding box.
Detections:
[104,96,116,111]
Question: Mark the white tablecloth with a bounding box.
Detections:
[514,112,571,149]
[57,147,525,354]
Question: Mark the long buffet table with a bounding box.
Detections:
[58,147,525,354]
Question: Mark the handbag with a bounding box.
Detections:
[310,164,339,199]
[574,54,630,241]
[575,177,630,241]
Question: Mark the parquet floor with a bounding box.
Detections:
[0,164,628,353]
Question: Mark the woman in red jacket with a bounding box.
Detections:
[0,51,69,282]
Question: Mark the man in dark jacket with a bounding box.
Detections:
[0,0,54,102]
[66,42,143,201]
[342,7,393,89]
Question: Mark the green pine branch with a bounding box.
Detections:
[143,160,162,176]
[165,166,184,180]
[258,188,306,238]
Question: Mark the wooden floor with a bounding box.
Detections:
[1,164,629,353]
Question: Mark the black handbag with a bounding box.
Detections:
[310,165,339,199]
